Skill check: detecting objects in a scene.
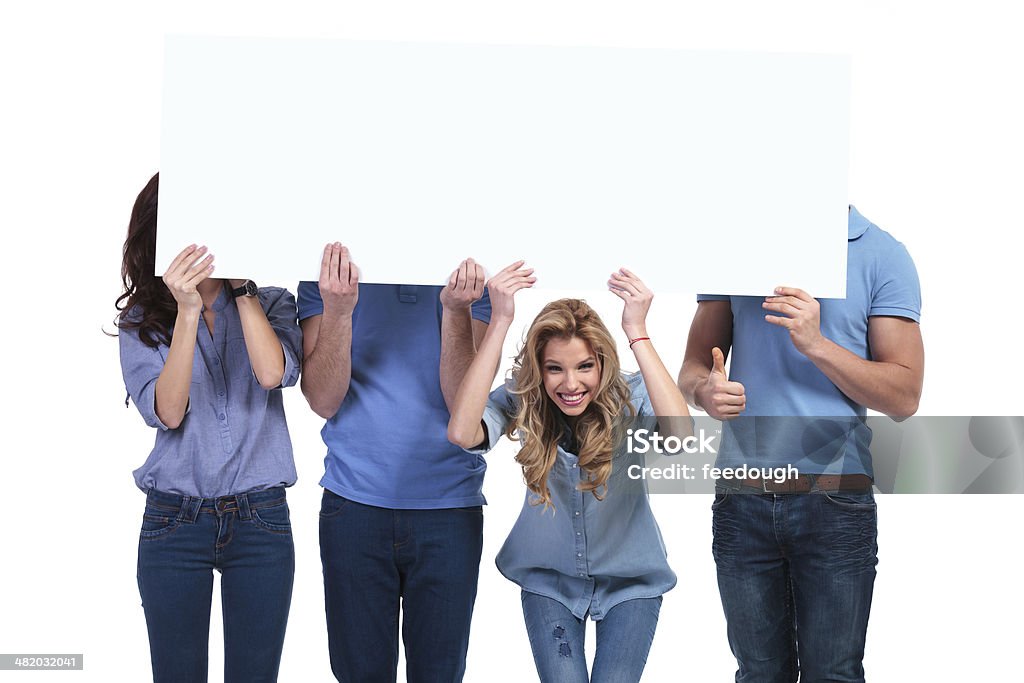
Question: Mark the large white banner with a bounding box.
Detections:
[159,36,850,296]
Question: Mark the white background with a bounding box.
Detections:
[1,1,1022,681]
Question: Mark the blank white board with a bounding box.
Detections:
[159,36,850,296]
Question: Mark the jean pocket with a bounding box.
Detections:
[711,486,734,510]
[821,490,877,511]
[252,501,292,533]
[319,490,352,518]
[140,512,179,539]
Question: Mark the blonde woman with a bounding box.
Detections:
[445,263,689,683]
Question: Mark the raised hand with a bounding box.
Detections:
[763,286,824,356]
[486,260,536,323]
[440,258,485,311]
[607,267,653,339]
[319,242,359,317]
[695,347,746,420]
[162,244,214,313]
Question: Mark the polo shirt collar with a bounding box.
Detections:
[848,205,871,240]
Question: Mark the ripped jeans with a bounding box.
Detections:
[521,591,662,683]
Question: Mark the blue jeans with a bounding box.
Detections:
[521,591,662,683]
[712,488,878,683]
[319,489,483,682]
[136,488,295,683]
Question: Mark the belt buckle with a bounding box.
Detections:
[761,477,773,494]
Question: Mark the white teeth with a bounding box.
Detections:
[560,392,585,402]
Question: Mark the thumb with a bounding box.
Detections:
[711,347,727,377]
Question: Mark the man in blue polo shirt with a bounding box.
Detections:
[678,207,924,682]
[298,243,491,682]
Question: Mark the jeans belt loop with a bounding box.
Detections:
[237,492,252,521]
[175,495,189,523]
[807,473,820,493]
[177,495,200,523]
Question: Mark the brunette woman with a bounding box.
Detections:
[116,173,301,682]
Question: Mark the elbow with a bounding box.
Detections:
[887,392,921,422]
[904,396,920,418]
[890,398,920,422]
[258,372,285,391]
[157,412,183,430]
[309,399,340,420]
[315,406,338,420]
[255,361,286,391]
[300,379,341,420]
[447,422,475,450]
[304,390,342,420]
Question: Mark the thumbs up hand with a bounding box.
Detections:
[695,347,746,420]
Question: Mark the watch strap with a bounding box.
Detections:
[230,280,258,298]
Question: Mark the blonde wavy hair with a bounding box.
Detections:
[507,299,635,509]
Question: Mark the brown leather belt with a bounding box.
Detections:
[722,473,873,494]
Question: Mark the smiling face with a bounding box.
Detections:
[541,336,601,418]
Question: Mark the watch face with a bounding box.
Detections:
[244,280,258,296]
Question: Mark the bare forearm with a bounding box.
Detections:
[301,314,353,419]
[154,309,200,429]
[804,338,921,417]
[677,301,734,413]
[440,306,476,411]
[678,360,712,411]
[236,296,285,389]
[447,317,510,448]
[630,336,691,437]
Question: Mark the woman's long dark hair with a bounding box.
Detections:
[114,173,177,347]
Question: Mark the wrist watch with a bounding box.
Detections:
[230,280,258,298]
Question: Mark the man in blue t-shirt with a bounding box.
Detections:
[679,207,924,682]
[298,243,491,682]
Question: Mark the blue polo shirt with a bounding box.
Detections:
[698,206,921,476]
[297,283,491,509]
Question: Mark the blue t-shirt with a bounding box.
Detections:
[297,282,491,509]
[698,206,921,476]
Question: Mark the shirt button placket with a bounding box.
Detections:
[214,357,232,451]
[574,476,586,578]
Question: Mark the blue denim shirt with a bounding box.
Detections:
[472,372,677,621]
[120,285,302,497]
